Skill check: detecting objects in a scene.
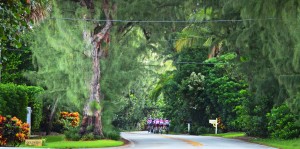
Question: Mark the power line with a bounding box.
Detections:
[176,62,226,65]
[1,48,29,52]
[50,17,278,23]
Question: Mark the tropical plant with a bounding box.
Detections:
[0,115,30,147]
[267,104,300,139]
[60,111,81,141]
[60,112,80,129]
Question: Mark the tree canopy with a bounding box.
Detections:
[1,0,300,140]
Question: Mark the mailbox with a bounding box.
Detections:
[209,120,216,124]
[209,118,218,134]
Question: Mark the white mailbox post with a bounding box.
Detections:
[187,123,190,134]
[26,107,32,136]
[209,118,218,134]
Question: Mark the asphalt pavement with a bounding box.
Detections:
[114,131,277,149]
[0,131,277,149]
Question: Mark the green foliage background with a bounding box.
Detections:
[1,0,300,140]
[0,84,43,130]
[0,0,33,84]
[267,104,300,139]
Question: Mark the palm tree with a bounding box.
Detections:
[27,0,51,24]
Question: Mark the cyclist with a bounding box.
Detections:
[164,118,170,134]
[154,118,160,133]
[159,118,164,134]
[147,118,153,133]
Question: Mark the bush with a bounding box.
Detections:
[171,123,185,134]
[245,115,269,137]
[267,104,300,139]
[25,86,43,132]
[52,121,64,133]
[240,96,271,138]
[60,112,80,129]
[0,84,43,131]
[60,111,81,141]
[0,84,28,121]
[0,115,30,147]
[103,131,121,140]
[81,133,95,141]
[195,126,212,135]
[64,127,81,141]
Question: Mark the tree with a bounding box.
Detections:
[201,0,300,136]
[0,0,50,84]
[29,0,199,137]
[203,53,247,132]
[0,0,30,83]
[77,0,112,137]
[222,0,300,126]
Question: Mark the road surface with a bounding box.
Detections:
[115,131,277,149]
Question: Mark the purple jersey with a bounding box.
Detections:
[159,119,164,124]
[155,119,160,124]
[164,120,170,125]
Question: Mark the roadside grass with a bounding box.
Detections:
[203,132,300,149]
[251,138,300,149]
[21,135,124,148]
[202,132,246,138]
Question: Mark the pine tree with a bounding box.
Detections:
[228,0,300,123]
[29,0,199,137]
[212,0,300,135]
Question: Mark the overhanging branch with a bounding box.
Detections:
[93,0,112,43]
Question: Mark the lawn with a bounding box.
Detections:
[202,132,246,138]
[252,138,300,149]
[202,132,300,149]
[21,135,124,148]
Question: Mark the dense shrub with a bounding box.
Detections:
[239,96,272,138]
[0,99,5,115]
[52,121,64,133]
[200,126,214,135]
[0,115,30,147]
[0,84,43,132]
[60,111,121,140]
[171,123,184,134]
[103,131,121,140]
[0,84,28,121]
[267,104,300,139]
[81,133,96,141]
[25,86,43,131]
[60,111,81,141]
[64,127,81,141]
[60,112,80,128]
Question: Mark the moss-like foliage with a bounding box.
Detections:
[27,1,95,109]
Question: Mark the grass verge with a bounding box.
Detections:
[251,138,300,149]
[21,135,124,148]
[202,132,246,138]
[203,132,300,149]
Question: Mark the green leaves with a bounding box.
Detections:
[267,104,300,139]
[0,0,29,49]
[89,101,101,112]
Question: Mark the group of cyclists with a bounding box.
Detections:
[146,118,170,134]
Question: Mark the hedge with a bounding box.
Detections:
[0,83,43,131]
[25,86,44,131]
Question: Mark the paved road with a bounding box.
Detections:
[115,131,277,149]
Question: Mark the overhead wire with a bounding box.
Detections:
[49,17,278,23]
[1,10,280,65]
[175,62,226,65]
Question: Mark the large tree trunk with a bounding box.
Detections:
[79,0,112,137]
